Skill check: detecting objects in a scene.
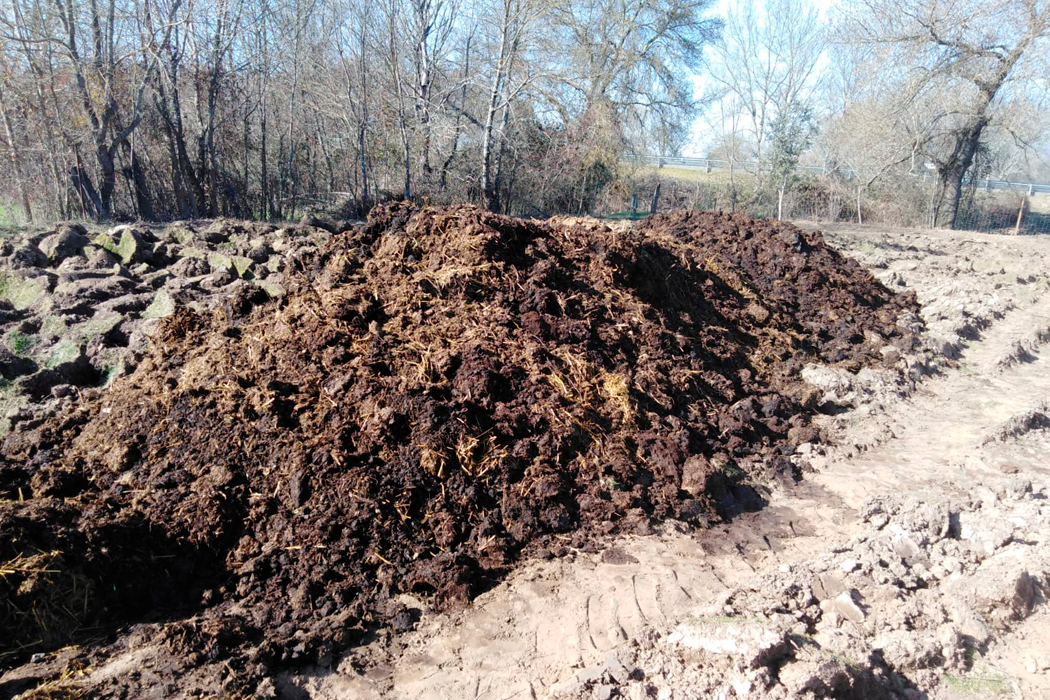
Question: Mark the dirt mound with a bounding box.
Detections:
[635,211,916,368]
[0,205,919,693]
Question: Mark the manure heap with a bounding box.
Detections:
[0,203,919,692]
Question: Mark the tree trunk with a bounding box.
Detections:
[1014,193,1027,235]
[928,18,1045,229]
[71,147,104,220]
[261,96,270,219]
[157,83,198,219]
[396,89,412,201]
[0,86,33,222]
[931,118,986,229]
[96,142,117,219]
[316,118,336,194]
[388,12,413,202]
[480,93,500,211]
[417,34,433,178]
[243,106,251,211]
[492,101,513,213]
[22,63,66,218]
[481,0,517,212]
[121,137,156,220]
[259,0,272,220]
[354,13,371,213]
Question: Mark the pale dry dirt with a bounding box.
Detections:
[263,223,1050,700]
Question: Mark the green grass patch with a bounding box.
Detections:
[0,273,47,310]
[695,614,742,624]
[0,202,15,234]
[722,463,747,481]
[46,338,80,368]
[40,315,68,337]
[142,290,176,319]
[850,240,882,257]
[72,315,121,341]
[0,379,25,438]
[101,362,123,386]
[179,246,208,260]
[93,228,145,264]
[944,673,1010,694]
[603,211,649,221]
[92,232,118,255]
[167,226,196,244]
[788,632,864,671]
[6,331,34,356]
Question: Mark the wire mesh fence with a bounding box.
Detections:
[610,173,1050,236]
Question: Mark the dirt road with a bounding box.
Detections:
[271,224,1050,700]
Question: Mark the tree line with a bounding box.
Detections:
[0,0,718,223]
[1,0,1049,229]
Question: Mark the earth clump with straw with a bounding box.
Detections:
[0,203,920,694]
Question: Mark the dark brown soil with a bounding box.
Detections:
[0,205,920,697]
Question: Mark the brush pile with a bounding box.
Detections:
[0,204,919,690]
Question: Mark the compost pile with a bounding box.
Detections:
[0,204,919,691]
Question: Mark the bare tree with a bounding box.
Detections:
[705,0,825,170]
[410,0,457,179]
[6,0,184,219]
[838,0,1050,228]
[702,93,747,209]
[821,102,914,223]
[545,0,720,156]
[0,79,33,222]
[380,0,416,200]
[331,0,378,210]
[478,0,537,211]
[439,25,475,192]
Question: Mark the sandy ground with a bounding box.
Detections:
[264,223,1050,700]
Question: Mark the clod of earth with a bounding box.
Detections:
[0,204,919,694]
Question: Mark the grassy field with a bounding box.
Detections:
[1027,193,1050,214]
[634,165,758,186]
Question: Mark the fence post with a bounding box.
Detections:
[650,183,661,214]
[1014,192,1027,235]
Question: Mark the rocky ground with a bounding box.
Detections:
[0,216,344,441]
[1,217,1049,700]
